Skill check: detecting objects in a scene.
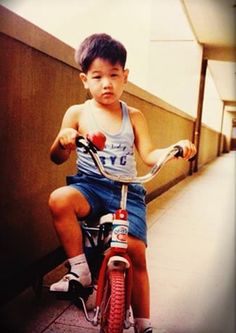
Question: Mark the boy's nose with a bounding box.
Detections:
[102,77,112,88]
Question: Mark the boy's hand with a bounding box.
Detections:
[58,128,78,151]
[174,139,196,161]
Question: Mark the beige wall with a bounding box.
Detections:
[222,111,235,152]
[198,125,220,168]
[0,32,86,303]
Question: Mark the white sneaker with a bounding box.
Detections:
[50,272,91,293]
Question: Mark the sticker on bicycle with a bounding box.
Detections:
[111,219,129,248]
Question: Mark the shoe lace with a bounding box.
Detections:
[63,272,79,281]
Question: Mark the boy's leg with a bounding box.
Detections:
[128,236,152,333]
[48,186,92,291]
[49,186,91,256]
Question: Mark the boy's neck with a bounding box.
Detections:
[91,98,121,112]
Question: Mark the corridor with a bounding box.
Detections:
[147,152,235,333]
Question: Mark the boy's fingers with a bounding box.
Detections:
[186,143,196,160]
[181,141,196,160]
[71,132,77,139]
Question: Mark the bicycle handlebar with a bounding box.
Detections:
[76,136,187,184]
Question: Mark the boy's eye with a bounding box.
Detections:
[93,76,101,79]
[111,73,118,77]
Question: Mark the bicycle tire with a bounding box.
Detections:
[100,269,125,333]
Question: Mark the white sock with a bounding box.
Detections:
[68,253,91,287]
[134,318,152,333]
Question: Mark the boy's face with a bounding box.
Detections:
[80,58,129,105]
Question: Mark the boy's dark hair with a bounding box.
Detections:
[75,33,127,73]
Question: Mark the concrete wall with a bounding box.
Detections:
[0,32,87,303]
[198,125,220,168]
[0,5,221,302]
[223,111,235,153]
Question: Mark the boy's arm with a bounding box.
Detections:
[130,108,196,166]
[50,106,79,164]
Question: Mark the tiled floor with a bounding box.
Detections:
[0,152,235,333]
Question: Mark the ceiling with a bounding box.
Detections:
[182,0,236,111]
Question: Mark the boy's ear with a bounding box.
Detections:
[124,69,129,83]
[79,73,89,89]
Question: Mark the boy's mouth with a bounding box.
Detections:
[102,92,113,98]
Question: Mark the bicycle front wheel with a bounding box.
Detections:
[100,269,125,333]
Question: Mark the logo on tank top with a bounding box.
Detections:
[99,143,134,167]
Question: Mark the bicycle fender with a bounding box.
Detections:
[107,255,130,270]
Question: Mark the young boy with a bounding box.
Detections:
[49,33,196,333]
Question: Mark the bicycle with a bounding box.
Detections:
[61,132,186,333]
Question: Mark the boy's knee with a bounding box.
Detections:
[48,188,69,215]
[48,187,91,219]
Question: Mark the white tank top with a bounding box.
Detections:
[76,100,137,177]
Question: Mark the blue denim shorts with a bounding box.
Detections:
[66,172,147,245]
